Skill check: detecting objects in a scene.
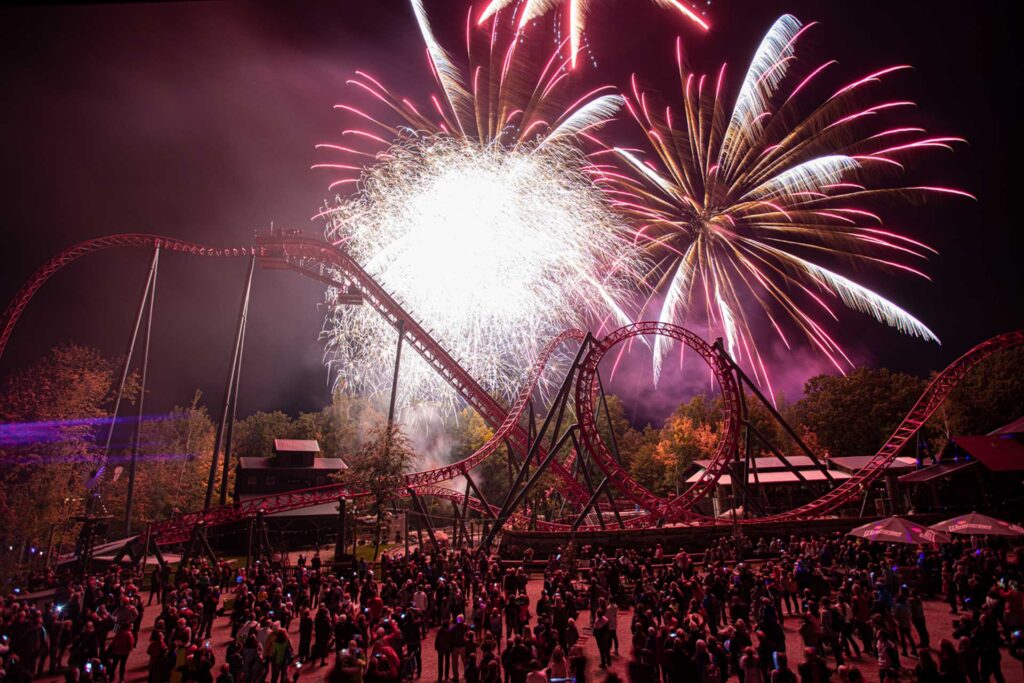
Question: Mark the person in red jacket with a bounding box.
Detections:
[108,625,136,682]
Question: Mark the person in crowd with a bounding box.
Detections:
[3,530,1021,683]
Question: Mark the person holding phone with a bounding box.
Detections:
[770,653,796,683]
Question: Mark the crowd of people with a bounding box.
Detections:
[1,530,1022,683]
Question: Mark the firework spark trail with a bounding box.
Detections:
[597,15,971,392]
[318,1,645,415]
[478,0,710,68]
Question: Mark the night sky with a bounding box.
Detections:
[0,0,1020,426]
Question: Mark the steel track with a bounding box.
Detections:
[3,233,1020,541]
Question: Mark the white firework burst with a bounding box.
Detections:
[322,134,644,414]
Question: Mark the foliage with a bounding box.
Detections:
[332,423,418,559]
[103,392,216,526]
[2,336,1019,575]
[0,344,135,571]
[618,425,667,495]
[653,413,719,486]
[939,347,1024,436]
[231,411,295,458]
[790,368,927,459]
[232,392,384,461]
[449,408,501,502]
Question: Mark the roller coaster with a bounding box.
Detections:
[2,232,1021,552]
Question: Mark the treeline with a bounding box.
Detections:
[1,342,1021,566]
[603,352,1024,497]
[0,344,489,561]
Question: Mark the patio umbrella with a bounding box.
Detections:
[848,516,951,544]
[930,512,1024,536]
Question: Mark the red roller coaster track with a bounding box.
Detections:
[0,233,589,544]
[2,233,1021,544]
[574,322,743,518]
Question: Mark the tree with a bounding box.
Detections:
[447,408,504,504]
[654,413,719,493]
[232,411,295,458]
[791,368,926,459]
[0,344,135,573]
[619,425,667,495]
[294,392,385,461]
[939,347,1024,436]
[233,393,383,462]
[333,423,417,559]
[142,393,215,518]
[596,394,633,459]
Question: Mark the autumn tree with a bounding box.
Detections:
[0,344,135,571]
[102,392,216,526]
[333,423,417,559]
[447,408,502,504]
[653,413,719,493]
[619,425,666,495]
[232,392,382,461]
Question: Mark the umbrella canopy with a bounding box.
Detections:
[848,516,951,545]
[930,512,1024,536]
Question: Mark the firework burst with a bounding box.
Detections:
[598,15,971,393]
[478,0,710,68]
[318,1,643,414]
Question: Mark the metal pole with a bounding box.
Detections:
[596,370,623,464]
[505,440,516,485]
[205,256,255,509]
[335,497,347,563]
[125,248,159,535]
[44,524,56,569]
[722,342,834,483]
[408,488,439,553]
[571,429,623,529]
[483,425,577,549]
[460,477,472,546]
[139,524,152,572]
[463,470,495,519]
[387,319,405,434]
[572,478,610,532]
[220,255,255,505]
[95,248,160,491]
[490,335,590,526]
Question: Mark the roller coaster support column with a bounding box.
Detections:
[483,424,578,550]
[206,256,255,509]
[387,319,405,434]
[572,403,624,529]
[462,470,495,520]
[96,247,160,499]
[334,497,348,562]
[716,339,834,485]
[481,336,592,550]
[179,521,217,579]
[456,478,473,546]
[596,370,622,464]
[572,478,610,532]
[571,432,606,530]
[408,488,439,554]
[125,248,160,535]
[220,256,256,505]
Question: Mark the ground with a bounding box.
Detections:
[38,568,1024,683]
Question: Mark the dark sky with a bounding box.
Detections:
[0,0,1020,425]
